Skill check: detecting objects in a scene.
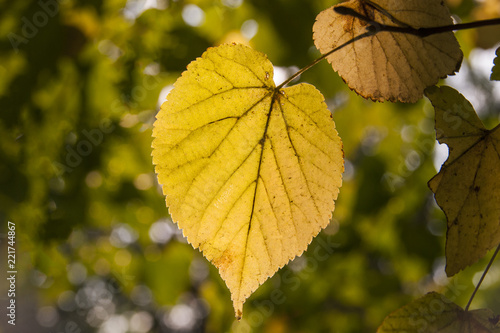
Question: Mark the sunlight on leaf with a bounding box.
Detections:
[151,44,344,318]
[425,86,500,277]
[378,292,500,333]
[313,0,463,103]
[492,47,500,81]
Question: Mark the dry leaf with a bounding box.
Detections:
[152,44,344,317]
[472,0,500,49]
[313,0,463,103]
[425,85,500,276]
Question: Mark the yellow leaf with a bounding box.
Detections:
[313,0,463,103]
[378,292,500,333]
[492,47,500,81]
[151,44,344,317]
[425,86,500,276]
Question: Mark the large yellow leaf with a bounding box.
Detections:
[378,292,500,332]
[313,0,463,103]
[152,44,344,317]
[425,86,500,276]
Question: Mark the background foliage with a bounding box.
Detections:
[1,0,500,332]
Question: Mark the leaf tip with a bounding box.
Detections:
[234,302,243,320]
[423,85,439,98]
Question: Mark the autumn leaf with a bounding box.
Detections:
[377,292,500,333]
[151,44,344,318]
[425,85,500,276]
[492,47,500,81]
[313,0,463,103]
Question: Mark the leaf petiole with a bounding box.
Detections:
[464,243,500,311]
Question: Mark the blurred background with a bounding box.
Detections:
[0,0,499,332]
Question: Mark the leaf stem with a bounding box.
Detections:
[464,243,500,312]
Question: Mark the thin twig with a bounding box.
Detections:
[465,243,500,311]
[418,18,500,37]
